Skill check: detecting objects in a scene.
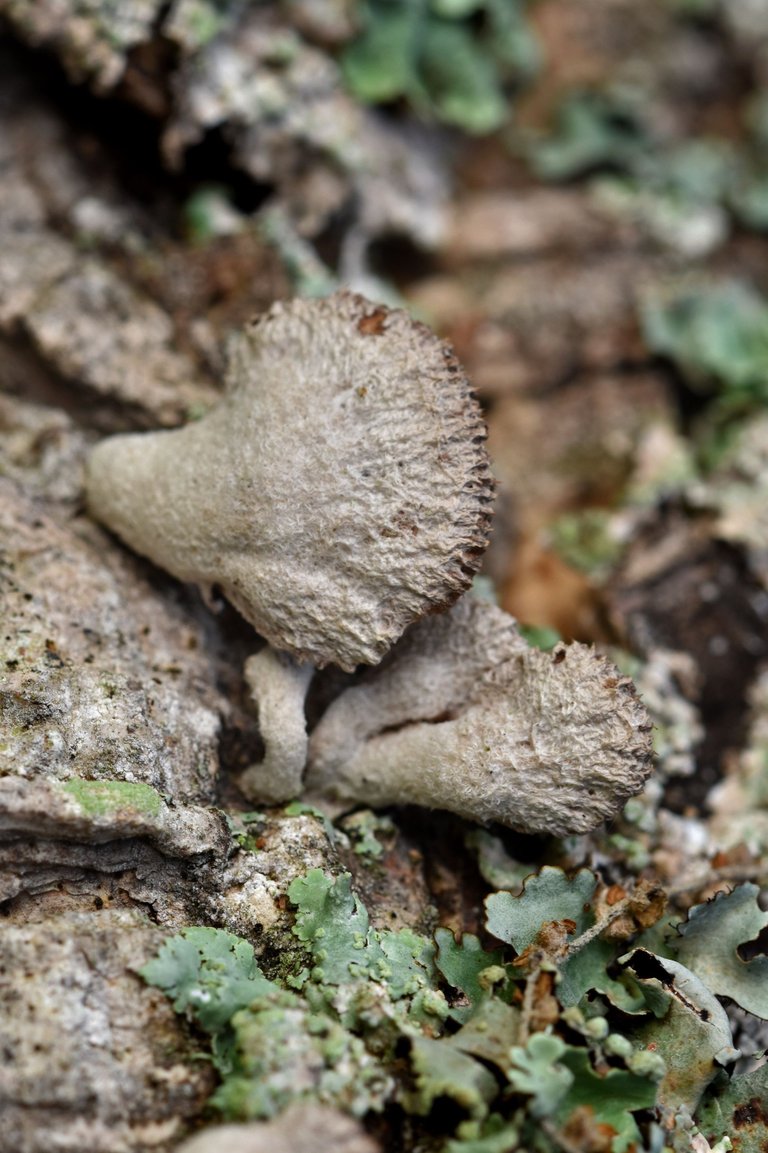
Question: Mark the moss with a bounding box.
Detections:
[61,777,163,817]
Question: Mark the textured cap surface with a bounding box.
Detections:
[307,595,528,776]
[308,600,654,835]
[86,292,494,669]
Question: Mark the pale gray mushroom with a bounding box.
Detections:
[85,293,652,828]
[239,647,315,803]
[306,598,654,835]
[307,595,528,774]
[85,291,494,672]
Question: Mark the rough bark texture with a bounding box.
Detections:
[0,38,456,1146]
[0,50,218,431]
[0,0,449,258]
[4,0,767,1147]
[0,426,346,1131]
[0,908,215,1153]
[175,1103,379,1153]
[0,480,223,809]
[0,367,346,1148]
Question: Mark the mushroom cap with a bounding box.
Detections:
[307,600,654,835]
[86,292,494,670]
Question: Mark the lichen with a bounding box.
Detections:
[86,292,495,671]
[61,777,164,817]
[147,862,765,1150]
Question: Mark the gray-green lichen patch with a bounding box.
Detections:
[62,777,164,817]
[208,809,347,943]
[149,863,729,1149]
[0,777,230,866]
[691,411,768,590]
[0,807,348,1148]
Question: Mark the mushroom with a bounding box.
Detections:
[306,596,654,835]
[85,291,494,672]
[85,292,652,829]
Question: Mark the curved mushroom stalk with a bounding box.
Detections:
[307,595,528,771]
[306,600,653,836]
[239,647,315,804]
[85,292,494,672]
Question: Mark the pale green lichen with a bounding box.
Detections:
[642,281,768,413]
[548,508,626,577]
[147,862,766,1149]
[61,777,163,817]
[340,810,395,859]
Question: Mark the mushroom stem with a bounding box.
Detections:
[87,417,229,586]
[239,648,314,804]
[307,595,527,775]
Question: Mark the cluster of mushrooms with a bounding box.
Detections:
[86,291,652,836]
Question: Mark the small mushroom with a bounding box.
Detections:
[85,293,652,829]
[85,291,494,672]
[306,595,528,774]
[239,647,314,803]
[306,598,654,835]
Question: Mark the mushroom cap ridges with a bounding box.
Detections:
[307,628,654,835]
[87,291,494,670]
[458,643,655,834]
[225,291,495,667]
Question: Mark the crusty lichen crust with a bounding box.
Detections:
[86,292,494,670]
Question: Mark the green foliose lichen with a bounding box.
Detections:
[341,0,538,135]
[548,508,625,577]
[143,861,768,1150]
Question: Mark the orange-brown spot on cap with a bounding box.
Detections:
[357,307,388,335]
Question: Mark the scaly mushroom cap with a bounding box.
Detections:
[307,599,654,835]
[86,292,494,670]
